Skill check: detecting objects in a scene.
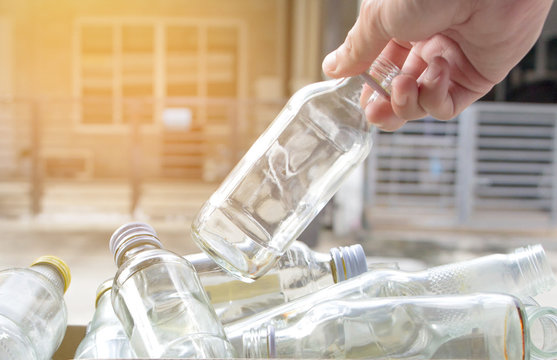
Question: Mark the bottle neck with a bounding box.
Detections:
[118,242,161,267]
[510,244,556,297]
[90,289,116,329]
[420,245,556,299]
[30,263,66,295]
[275,242,368,301]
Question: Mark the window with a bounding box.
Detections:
[79,24,114,125]
[75,19,243,130]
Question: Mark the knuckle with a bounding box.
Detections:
[422,103,454,121]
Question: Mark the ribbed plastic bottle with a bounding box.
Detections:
[225,244,556,354]
[191,56,400,281]
[228,293,557,359]
[187,241,369,324]
[0,256,71,360]
[109,222,236,358]
[74,279,136,359]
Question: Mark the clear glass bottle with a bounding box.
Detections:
[187,241,369,324]
[318,243,554,301]
[225,244,556,354]
[74,279,135,359]
[191,57,400,281]
[228,293,557,359]
[0,255,71,360]
[109,222,236,359]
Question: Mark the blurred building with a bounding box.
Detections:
[0,0,358,184]
[2,0,557,228]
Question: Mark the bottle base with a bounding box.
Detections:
[191,227,280,282]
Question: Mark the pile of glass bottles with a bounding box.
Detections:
[68,221,557,359]
[1,225,556,359]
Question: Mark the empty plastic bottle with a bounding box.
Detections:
[225,244,556,354]
[109,222,236,358]
[0,256,71,360]
[187,241,369,324]
[74,278,135,359]
[227,293,557,359]
[191,56,400,281]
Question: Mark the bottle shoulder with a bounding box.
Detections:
[287,78,362,108]
[0,268,65,300]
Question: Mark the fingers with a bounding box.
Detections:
[418,57,455,120]
[366,56,455,129]
[392,56,455,121]
[365,96,408,131]
[391,73,425,121]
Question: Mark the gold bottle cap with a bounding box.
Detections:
[31,255,71,293]
[95,278,113,308]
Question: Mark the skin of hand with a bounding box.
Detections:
[322,0,554,131]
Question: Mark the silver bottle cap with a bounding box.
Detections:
[330,244,368,282]
[109,222,162,265]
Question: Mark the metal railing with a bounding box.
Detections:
[367,102,557,228]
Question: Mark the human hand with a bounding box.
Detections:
[322,0,553,130]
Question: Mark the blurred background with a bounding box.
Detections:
[0,0,557,325]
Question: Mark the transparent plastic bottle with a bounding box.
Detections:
[228,293,557,359]
[225,244,556,354]
[74,279,135,359]
[191,57,400,281]
[187,241,369,324]
[0,256,71,360]
[109,222,236,359]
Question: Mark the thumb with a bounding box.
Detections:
[322,7,389,77]
[323,0,462,78]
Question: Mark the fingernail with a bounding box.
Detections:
[425,62,441,82]
[322,51,337,73]
[367,92,379,105]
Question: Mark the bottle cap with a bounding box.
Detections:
[109,222,162,265]
[330,244,368,283]
[30,255,71,293]
[95,278,113,308]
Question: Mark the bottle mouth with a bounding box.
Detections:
[360,55,401,102]
[109,222,162,265]
[527,306,557,359]
[330,244,368,283]
[514,244,557,297]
